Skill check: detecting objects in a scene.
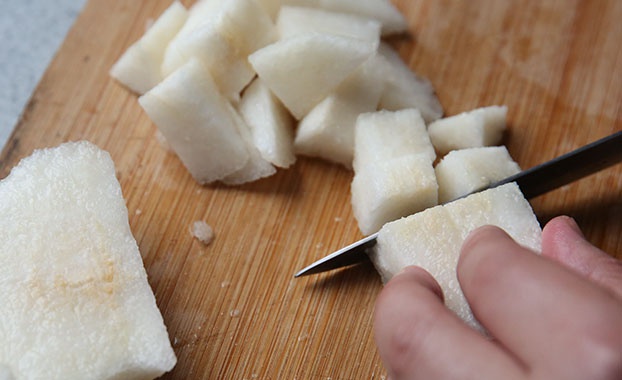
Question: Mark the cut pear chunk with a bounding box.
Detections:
[435,146,521,203]
[351,109,438,235]
[351,154,438,235]
[428,105,508,156]
[376,43,443,123]
[277,6,381,45]
[443,183,543,252]
[238,77,296,168]
[249,33,377,119]
[162,0,277,100]
[256,0,283,20]
[283,0,408,36]
[110,1,188,94]
[370,182,542,331]
[0,141,176,379]
[294,55,385,167]
[220,106,277,185]
[139,59,250,184]
[353,108,436,173]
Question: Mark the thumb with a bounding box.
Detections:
[542,215,622,299]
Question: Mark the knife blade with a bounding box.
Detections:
[294,131,622,277]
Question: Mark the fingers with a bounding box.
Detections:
[542,215,622,299]
[374,266,525,380]
[458,226,622,378]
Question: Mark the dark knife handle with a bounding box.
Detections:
[490,131,622,199]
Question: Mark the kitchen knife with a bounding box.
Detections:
[295,131,622,277]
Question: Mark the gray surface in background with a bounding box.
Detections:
[0,0,87,151]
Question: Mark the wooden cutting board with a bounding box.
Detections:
[1,0,620,378]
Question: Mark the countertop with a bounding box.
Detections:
[0,0,87,150]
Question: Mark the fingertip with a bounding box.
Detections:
[387,266,444,301]
[458,225,515,278]
[373,266,446,378]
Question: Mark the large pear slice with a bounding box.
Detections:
[0,141,176,379]
[110,1,188,94]
[370,182,542,331]
[249,33,377,119]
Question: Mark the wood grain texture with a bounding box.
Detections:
[1,0,620,378]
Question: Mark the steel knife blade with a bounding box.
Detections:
[294,131,622,277]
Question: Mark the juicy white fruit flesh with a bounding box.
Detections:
[276,6,381,45]
[256,0,283,20]
[294,55,385,167]
[0,141,176,379]
[249,33,377,119]
[109,1,188,94]
[435,146,521,203]
[353,108,436,172]
[238,77,296,168]
[139,59,275,185]
[352,154,438,235]
[376,42,443,123]
[351,109,438,235]
[219,107,277,185]
[428,105,508,156]
[370,182,542,331]
[162,0,277,100]
[283,0,408,36]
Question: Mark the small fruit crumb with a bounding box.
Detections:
[229,309,241,318]
[190,221,214,245]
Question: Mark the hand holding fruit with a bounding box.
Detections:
[373,216,622,380]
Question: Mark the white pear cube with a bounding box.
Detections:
[428,105,508,155]
[351,109,438,234]
[110,1,188,94]
[277,6,381,45]
[162,0,277,100]
[139,59,250,184]
[353,108,436,172]
[352,154,438,235]
[435,146,521,203]
[0,141,176,379]
[376,43,443,123]
[294,55,385,167]
[370,182,542,331]
[238,77,296,168]
[249,33,377,119]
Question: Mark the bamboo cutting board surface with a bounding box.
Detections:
[1,0,621,378]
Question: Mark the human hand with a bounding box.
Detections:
[373,215,622,380]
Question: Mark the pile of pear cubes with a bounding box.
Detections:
[112,0,543,330]
[112,0,522,235]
